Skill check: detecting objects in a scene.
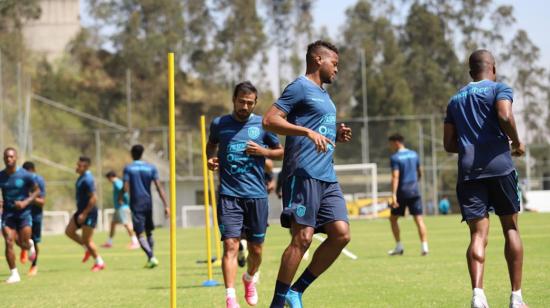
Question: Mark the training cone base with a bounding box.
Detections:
[202,279,220,287]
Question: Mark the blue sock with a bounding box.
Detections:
[270,280,290,308]
[147,234,154,251]
[138,236,153,259]
[291,268,317,293]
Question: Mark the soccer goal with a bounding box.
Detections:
[42,211,70,235]
[181,205,208,228]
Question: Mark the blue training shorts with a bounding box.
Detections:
[217,196,268,244]
[457,170,521,222]
[391,196,423,216]
[73,209,98,229]
[132,210,154,235]
[281,176,349,233]
[31,212,43,243]
[2,209,32,230]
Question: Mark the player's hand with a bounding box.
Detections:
[511,141,525,157]
[77,213,86,224]
[306,130,335,153]
[207,157,219,171]
[266,180,275,194]
[336,123,352,143]
[164,206,170,218]
[390,196,399,209]
[245,141,267,156]
[14,200,27,210]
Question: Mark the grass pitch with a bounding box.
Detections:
[0,213,548,307]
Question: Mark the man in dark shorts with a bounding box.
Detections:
[207,81,283,308]
[22,161,46,276]
[263,40,353,308]
[65,156,104,272]
[444,49,527,308]
[387,134,428,256]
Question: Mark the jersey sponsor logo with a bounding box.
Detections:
[296,205,306,217]
[247,127,260,139]
[15,178,24,188]
[227,142,247,153]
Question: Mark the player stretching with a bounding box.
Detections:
[102,171,139,249]
[65,156,104,271]
[123,145,169,268]
[387,134,428,256]
[263,40,352,308]
[21,161,46,276]
[444,50,527,308]
[207,81,283,308]
[0,148,39,283]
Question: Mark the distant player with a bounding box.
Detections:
[102,171,139,249]
[444,49,527,308]
[387,133,429,256]
[65,156,105,272]
[123,144,169,268]
[207,81,283,308]
[263,40,353,308]
[21,161,46,276]
[0,148,40,283]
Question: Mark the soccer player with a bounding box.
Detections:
[263,40,352,308]
[0,148,40,283]
[444,50,527,308]
[65,156,105,272]
[123,144,169,268]
[102,171,139,249]
[21,161,46,276]
[387,133,429,256]
[207,81,283,308]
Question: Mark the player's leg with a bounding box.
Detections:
[123,210,139,249]
[467,217,490,307]
[82,225,104,271]
[2,225,18,277]
[17,224,35,264]
[388,199,405,255]
[65,214,84,245]
[29,214,42,275]
[132,210,153,263]
[102,218,117,248]
[409,196,428,254]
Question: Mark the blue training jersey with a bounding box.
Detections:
[445,80,515,181]
[76,171,96,212]
[274,76,338,183]
[123,160,159,211]
[31,174,46,216]
[113,178,129,209]
[0,168,36,213]
[209,113,280,199]
[390,148,420,199]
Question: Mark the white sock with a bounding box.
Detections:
[473,288,486,297]
[511,289,522,300]
[131,235,138,244]
[421,242,429,252]
[10,268,19,275]
[243,272,254,282]
[106,238,113,245]
[226,288,236,298]
[95,256,104,265]
[29,239,36,254]
[395,242,403,250]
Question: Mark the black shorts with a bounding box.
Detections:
[457,170,521,221]
[391,196,423,216]
[132,210,154,234]
[73,210,98,229]
[217,196,269,243]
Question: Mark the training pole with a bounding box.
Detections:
[167,52,177,308]
[200,115,218,286]
[208,170,222,266]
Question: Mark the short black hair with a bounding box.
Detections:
[306,40,339,66]
[22,161,35,171]
[105,170,116,178]
[232,81,258,101]
[469,49,495,75]
[79,156,92,165]
[131,144,144,160]
[388,133,404,143]
[4,147,16,155]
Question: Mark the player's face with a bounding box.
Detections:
[319,51,339,84]
[233,92,257,120]
[75,161,89,174]
[3,150,16,168]
[388,141,398,152]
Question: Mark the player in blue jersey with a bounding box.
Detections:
[444,50,527,308]
[0,148,40,283]
[207,81,284,308]
[102,171,139,249]
[65,156,105,272]
[21,161,46,276]
[263,40,352,308]
[386,134,429,256]
[123,144,169,268]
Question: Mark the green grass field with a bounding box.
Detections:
[0,213,548,307]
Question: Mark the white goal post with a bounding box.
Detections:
[42,211,70,235]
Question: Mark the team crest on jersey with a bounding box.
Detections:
[15,178,24,188]
[247,127,260,139]
[296,205,306,217]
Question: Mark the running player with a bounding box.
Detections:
[0,148,39,283]
[387,134,429,256]
[102,171,139,249]
[207,81,283,308]
[263,40,352,308]
[65,156,105,272]
[123,144,169,268]
[444,49,527,308]
[21,161,46,276]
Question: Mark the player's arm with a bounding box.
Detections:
[496,99,524,156]
[15,183,40,210]
[443,123,459,153]
[245,142,283,160]
[417,166,422,180]
[336,123,352,143]
[78,191,97,224]
[33,180,46,208]
[153,179,170,217]
[263,105,334,153]
[391,169,400,209]
[206,142,220,171]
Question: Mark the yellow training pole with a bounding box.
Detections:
[208,170,222,266]
[167,52,177,308]
[200,115,218,286]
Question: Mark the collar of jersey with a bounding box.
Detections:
[300,75,327,92]
[231,113,254,123]
[469,79,490,85]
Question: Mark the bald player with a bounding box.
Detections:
[444,50,527,308]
